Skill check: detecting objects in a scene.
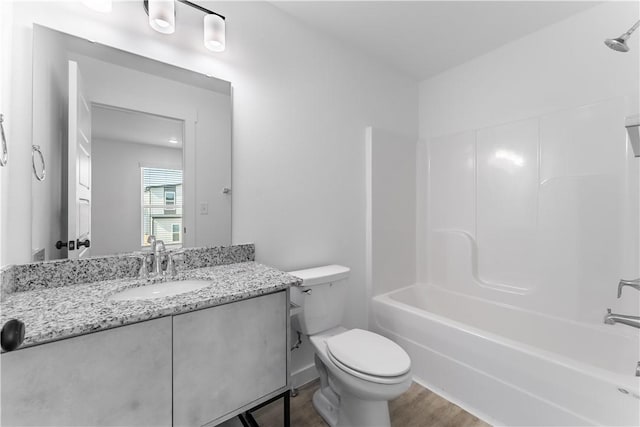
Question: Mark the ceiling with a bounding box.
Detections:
[272,1,599,80]
[92,105,184,149]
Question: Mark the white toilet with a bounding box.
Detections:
[289,265,412,427]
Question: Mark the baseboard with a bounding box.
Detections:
[291,363,318,389]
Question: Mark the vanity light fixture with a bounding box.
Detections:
[148,0,176,34]
[144,0,226,52]
[203,13,225,52]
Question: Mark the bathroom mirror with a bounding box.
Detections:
[31,25,231,261]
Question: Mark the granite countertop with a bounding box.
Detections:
[0,261,301,351]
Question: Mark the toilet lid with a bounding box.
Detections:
[326,329,410,378]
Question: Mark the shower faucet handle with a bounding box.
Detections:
[618,278,640,298]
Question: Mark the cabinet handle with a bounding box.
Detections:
[1,319,25,352]
[77,239,91,249]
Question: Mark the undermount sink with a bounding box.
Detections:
[109,280,211,301]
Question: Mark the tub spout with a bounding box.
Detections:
[618,278,640,298]
[604,309,640,329]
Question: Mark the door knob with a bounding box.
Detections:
[77,239,91,248]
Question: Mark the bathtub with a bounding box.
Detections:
[372,284,640,426]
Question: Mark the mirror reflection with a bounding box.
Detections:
[91,105,184,257]
[31,25,232,262]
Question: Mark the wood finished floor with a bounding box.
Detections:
[252,380,490,427]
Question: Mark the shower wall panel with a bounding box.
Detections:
[426,97,639,323]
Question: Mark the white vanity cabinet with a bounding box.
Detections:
[0,290,290,427]
[0,317,173,426]
[173,290,289,426]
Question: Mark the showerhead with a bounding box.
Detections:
[604,37,629,52]
[605,20,640,52]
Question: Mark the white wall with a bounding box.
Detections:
[0,0,32,268]
[0,0,13,267]
[1,1,418,382]
[420,2,639,138]
[92,138,182,256]
[225,3,418,336]
[365,127,416,301]
[418,1,639,326]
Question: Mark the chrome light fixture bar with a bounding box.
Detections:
[144,0,226,52]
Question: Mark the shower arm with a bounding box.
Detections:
[620,20,640,41]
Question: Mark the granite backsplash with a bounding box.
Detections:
[1,244,255,297]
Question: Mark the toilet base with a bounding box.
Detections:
[336,392,391,427]
[312,388,339,427]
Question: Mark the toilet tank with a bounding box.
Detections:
[288,265,350,335]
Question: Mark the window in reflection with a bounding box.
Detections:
[142,167,183,247]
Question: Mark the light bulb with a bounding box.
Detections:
[204,14,225,52]
[149,0,175,34]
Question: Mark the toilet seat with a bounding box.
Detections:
[325,329,411,385]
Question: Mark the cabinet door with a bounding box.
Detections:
[1,317,172,426]
[173,291,288,426]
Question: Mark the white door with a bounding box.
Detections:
[67,60,92,259]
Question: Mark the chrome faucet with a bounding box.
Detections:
[146,235,167,278]
[618,278,640,298]
[604,309,640,329]
[147,235,157,263]
[155,240,167,276]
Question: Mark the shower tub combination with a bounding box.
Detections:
[372,284,640,426]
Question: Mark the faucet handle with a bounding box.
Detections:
[168,251,185,278]
[604,308,615,325]
[129,253,152,280]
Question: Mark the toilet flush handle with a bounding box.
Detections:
[302,289,312,295]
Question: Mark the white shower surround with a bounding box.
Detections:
[389,96,640,425]
[393,3,640,424]
[423,95,640,321]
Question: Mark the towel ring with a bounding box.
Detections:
[0,114,8,167]
[32,145,45,181]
